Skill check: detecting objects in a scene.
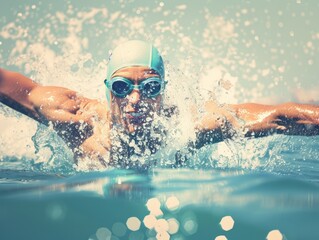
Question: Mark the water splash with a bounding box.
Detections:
[30,123,74,174]
[1,1,318,172]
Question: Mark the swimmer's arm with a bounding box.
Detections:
[0,68,41,121]
[0,68,96,147]
[194,102,319,147]
[231,102,319,137]
[193,101,237,147]
[0,68,92,125]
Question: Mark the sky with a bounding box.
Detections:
[0,0,319,158]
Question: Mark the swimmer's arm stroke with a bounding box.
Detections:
[194,101,319,148]
[0,68,41,122]
[0,68,97,148]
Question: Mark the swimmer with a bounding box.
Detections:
[1,40,319,168]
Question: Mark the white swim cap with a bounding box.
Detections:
[106,40,165,80]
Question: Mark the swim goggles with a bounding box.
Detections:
[105,77,166,98]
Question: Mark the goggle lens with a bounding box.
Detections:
[143,81,162,97]
[112,80,130,97]
[105,77,165,98]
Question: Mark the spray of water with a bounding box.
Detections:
[1,1,318,172]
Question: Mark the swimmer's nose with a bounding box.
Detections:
[127,90,141,105]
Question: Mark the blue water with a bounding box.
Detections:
[0,135,319,240]
[1,1,319,239]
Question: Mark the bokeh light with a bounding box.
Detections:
[154,219,169,233]
[146,197,163,216]
[96,227,112,240]
[267,229,284,240]
[126,217,141,231]
[143,214,157,229]
[156,230,170,240]
[219,216,235,231]
[112,222,127,237]
[165,196,180,211]
[215,235,227,240]
[167,218,179,234]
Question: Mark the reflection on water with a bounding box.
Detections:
[219,216,234,231]
[0,168,317,239]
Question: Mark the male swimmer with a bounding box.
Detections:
[0,40,319,169]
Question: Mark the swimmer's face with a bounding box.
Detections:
[110,66,163,133]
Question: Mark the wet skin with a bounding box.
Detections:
[1,67,319,169]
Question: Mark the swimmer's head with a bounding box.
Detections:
[105,40,166,133]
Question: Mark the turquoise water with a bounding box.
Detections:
[1,1,319,239]
[0,136,318,240]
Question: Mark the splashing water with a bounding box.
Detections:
[1,1,319,173]
[1,4,319,240]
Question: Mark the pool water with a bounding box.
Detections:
[0,136,318,240]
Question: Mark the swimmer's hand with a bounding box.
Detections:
[271,115,319,136]
[0,68,111,167]
[29,87,112,164]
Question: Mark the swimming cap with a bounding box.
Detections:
[106,40,165,80]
